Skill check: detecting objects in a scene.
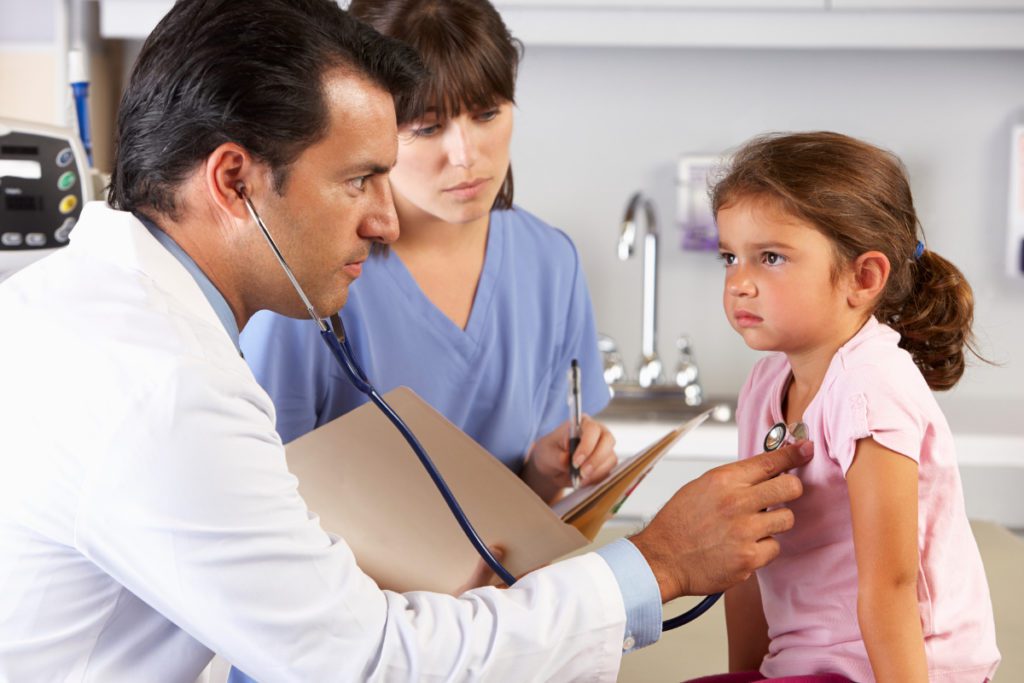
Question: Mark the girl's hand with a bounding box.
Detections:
[522,416,617,503]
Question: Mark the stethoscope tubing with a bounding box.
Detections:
[239,184,714,630]
[320,325,516,587]
[321,316,719,629]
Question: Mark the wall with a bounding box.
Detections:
[0,0,60,125]
[510,46,1024,402]
[4,3,1023,402]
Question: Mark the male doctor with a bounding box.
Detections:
[0,0,810,681]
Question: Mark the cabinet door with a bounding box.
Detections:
[496,0,824,7]
[832,0,1024,9]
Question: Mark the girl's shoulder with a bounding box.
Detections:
[827,319,929,398]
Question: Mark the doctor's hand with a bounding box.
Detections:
[521,416,617,504]
[453,545,507,594]
[630,440,812,603]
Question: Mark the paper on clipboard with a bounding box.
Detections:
[552,411,711,540]
[284,387,589,595]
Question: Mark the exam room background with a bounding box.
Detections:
[2,6,1023,407]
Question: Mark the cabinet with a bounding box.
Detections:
[99,1,1024,49]
[832,1,1024,9]
[496,0,824,7]
[491,2,1024,48]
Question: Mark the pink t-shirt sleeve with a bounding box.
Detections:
[823,365,926,475]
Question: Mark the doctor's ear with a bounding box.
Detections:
[846,251,891,309]
[203,142,262,220]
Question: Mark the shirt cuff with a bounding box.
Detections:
[594,537,662,652]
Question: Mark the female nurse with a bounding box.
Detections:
[239,0,616,504]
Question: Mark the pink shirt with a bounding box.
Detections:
[737,317,999,682]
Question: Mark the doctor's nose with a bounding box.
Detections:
[359,181,399,245]
[444,121,478,168]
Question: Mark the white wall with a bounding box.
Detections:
[510,46,1024,401]
[0,0,61,126]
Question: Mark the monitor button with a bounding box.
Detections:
[26,232,47,247]
[56,147,74,168]
[59,195,78,214]
[54,217,76,243]
[58,171,77,191]
[2,232,25,247]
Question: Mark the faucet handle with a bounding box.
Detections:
[637,353,663,389]
[597,333,626,386]
[674,335,703,406]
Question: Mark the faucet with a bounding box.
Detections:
[618,192,663,388]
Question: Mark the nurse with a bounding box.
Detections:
[240,0,614,503]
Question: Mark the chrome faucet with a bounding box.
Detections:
[618,192,663,388]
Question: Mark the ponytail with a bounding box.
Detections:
[877,249,978,391]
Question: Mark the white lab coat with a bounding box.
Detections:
[0,204,628,682]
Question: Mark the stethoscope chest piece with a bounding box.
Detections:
[764,421,808,452]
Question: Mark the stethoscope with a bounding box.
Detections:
[238,185,717,630]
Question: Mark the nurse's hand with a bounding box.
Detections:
[521,416,617,503]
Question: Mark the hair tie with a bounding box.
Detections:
[913,240,925,260]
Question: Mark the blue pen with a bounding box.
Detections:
[568,359,583,489]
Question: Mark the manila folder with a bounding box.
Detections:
[284,386,589,595]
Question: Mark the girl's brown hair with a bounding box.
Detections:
[712,131,979,391]
[348,0,521,210]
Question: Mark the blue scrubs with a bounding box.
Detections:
[240,206,609,473]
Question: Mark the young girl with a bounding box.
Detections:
[703,132,1000,682]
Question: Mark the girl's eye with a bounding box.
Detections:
[762,252,785,266]
[476,108,500,122]
[717,252,736,266]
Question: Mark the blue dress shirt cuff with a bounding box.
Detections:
[594,537,662,652]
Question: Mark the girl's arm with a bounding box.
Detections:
[724,573,770,671]
[847,437,928,683]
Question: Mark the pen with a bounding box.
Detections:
[568,358,583,489]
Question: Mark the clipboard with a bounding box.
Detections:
[552,411,710,540]
[285,387,707,594]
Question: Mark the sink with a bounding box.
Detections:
[601,383,736,423]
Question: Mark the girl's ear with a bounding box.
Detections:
[847,251,890,309]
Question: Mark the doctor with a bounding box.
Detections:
[0,1,809,681]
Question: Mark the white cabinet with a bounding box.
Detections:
[832,0,1024,9]
[496,0,824,7]
[492,2,1024,48]
[100,0,1024,49]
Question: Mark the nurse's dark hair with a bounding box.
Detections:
[347,0,522,210]
[108,0,423,220]
[712,131,984,391]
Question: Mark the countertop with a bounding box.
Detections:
[602,396,1024,527]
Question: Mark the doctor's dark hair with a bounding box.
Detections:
[108,0,423,219]
[712,131,981,391]
[347,0,522,210]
